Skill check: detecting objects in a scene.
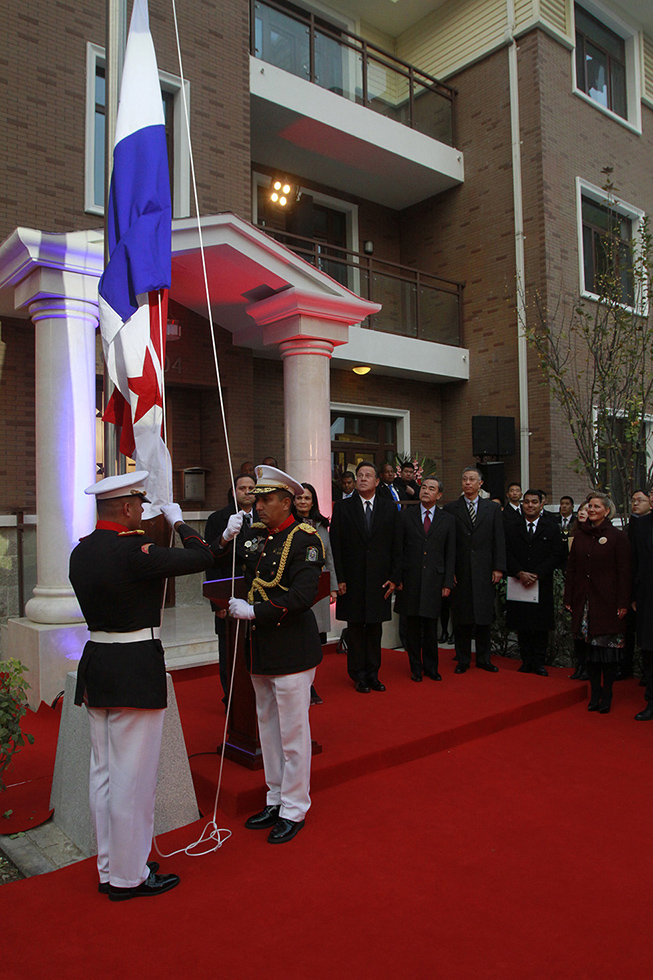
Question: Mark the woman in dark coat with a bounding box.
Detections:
[563,492,631,713]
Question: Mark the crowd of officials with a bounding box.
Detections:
[67,457,653,900]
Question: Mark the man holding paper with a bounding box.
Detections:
[505,489,566,675]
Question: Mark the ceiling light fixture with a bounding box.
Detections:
[352,366,371,376]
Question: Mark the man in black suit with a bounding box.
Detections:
[445,467,506,672]
[330,460,401,692]
[393,461,420,501]
[378,461,402,508]
[630,490,653,718]
[505,489,566,675]
[503,482,523,526]
[204,473,256,703]
[395,476,455,681]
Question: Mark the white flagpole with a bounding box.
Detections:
[103,0,128,478]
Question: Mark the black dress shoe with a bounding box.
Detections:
[477,662,499,672]
[599,703,611,714]
[369,679,386,692]
[108,870,180,901]
[454,664,467,674]
[245,804,281,829]
[410,673,423,682]
[268,818,305,844]
[517,664,531,673]
[99,861,159,894]
[532,666,548,676]
[587,699,601,711]
[635,703,653,720]
[355,681,371,693]
[570,666,583,680]
[424,672,442,681]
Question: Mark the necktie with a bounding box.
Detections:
[468,500,476,526]
[528,522,535,537]
[365,500,373,531]
[424,510,431,533]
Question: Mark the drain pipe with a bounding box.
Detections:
[507,0,530,489]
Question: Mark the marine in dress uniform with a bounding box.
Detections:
[228,466,324,844]
[69,472,215,900]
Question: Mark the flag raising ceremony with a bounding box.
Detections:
[99,0,172,515]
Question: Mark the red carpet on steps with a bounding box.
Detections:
[4,664,653,980]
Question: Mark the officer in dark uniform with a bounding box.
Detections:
[69,471,216,900]
[228,465,324,844]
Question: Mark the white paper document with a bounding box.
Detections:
[506,577,540,603]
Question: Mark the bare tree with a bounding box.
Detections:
[525,170,653,522]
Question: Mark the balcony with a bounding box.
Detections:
[260,227,466,375]
[250,0,464,209]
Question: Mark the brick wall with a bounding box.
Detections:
[0,318,36,512]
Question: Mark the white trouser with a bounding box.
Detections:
[250,668,315,823]
[87,707,165,888]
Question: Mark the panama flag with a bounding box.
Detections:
[99,0,172,517]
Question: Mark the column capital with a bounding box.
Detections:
[16,267,100,326]
[247,286,380,349]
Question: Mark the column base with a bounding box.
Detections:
[0,618,88,709]
[25,587,84,625]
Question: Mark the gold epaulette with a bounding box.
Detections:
[118,529,146,536]
[298,522,318,534]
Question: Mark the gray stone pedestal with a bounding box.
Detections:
[50,672,199,856]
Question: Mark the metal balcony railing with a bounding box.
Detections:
[261,227,464,346]
[251,0,456,146]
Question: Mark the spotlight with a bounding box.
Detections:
[269,176,298,209]
[352,366,371,376]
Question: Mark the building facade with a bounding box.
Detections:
[1,0,652,686]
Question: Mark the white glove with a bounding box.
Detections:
[228,597,256,620]
[161,503,184,528]
[223,510,244,542]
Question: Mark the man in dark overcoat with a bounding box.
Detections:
[630,496,653,720]
[228,465,324,844]
[204,473,256,702]
[69,472,216,900]
[395,476,455,681]
[330,460,401,692]
[444,467,506,672]
[505,489,566,675]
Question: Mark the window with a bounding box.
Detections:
[575,5,626,118]
[85,43,190,217]
[572,3,642,130]
[596,410,652,514]
[577,179,645,309]
[581,196,633,306]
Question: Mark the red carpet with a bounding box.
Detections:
[3,668,652,980]
[4,652,652,979]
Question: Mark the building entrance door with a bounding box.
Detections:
[331,412,397,495]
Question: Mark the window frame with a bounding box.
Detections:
[576,177,646,313]
[85,42,191,218]
[571,1,642,133]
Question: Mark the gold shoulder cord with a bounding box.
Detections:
[248,524,308,603]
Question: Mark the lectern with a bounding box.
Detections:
[203,575,327,770]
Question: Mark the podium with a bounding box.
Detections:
[203,575,326,770]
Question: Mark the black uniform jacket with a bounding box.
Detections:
[444,496,507,626]
[629,513,653,649]
[394,505,455,619]
[330,492,401,624]
[505,517,566,631]
[70,522,215,709]
[237,517,324,676]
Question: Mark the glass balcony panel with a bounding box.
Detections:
[412,82,454,144]
[254,2,310,80]
[314,29,358,101]
[366,57,408,125]
[370,274,417,338]
[418,286,460,345]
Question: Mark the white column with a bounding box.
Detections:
[16,270,99,624]
[279,339,333,516]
